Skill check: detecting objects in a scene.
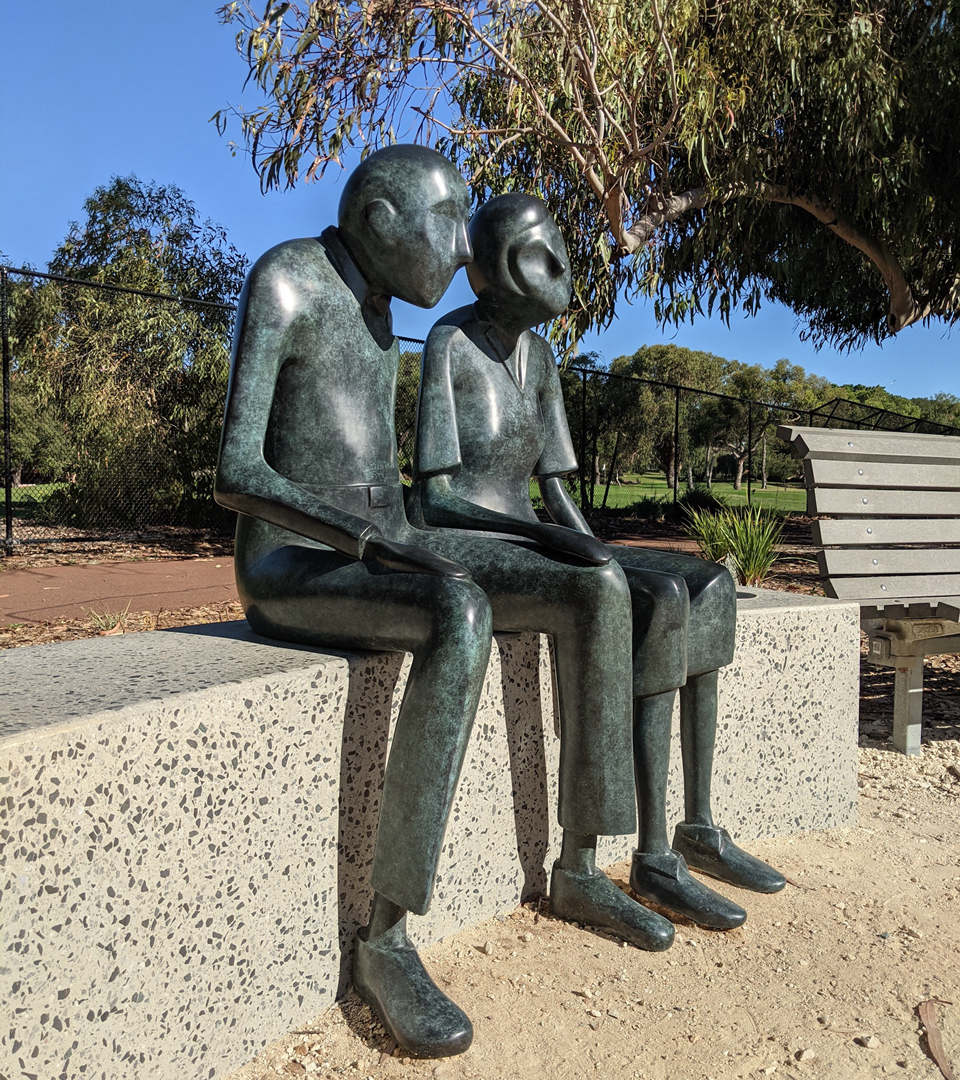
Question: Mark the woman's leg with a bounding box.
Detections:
[613,547,785,894]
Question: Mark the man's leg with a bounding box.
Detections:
[239,544,493,1056]
[422,533,673,951]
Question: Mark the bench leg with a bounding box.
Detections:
[892,655,924,756]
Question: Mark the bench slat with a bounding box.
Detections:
[778,425,960,464]
[813,518,960,546]
[825,574,960,600]
[819,548,960,577]
[811,488,960,516]
[804,458,960,490]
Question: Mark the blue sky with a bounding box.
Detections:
[0,4,956,398]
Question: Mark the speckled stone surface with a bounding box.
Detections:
[0,590,859,1080]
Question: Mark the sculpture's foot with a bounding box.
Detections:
[629,850,746,930]
[672,823,787,894]
[353,925,473,1058]
[550,862,675,951]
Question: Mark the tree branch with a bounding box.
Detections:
[621,182,926,335]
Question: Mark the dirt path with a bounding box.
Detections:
[225,736,960,1080]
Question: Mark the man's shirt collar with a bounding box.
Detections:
[321,226,393,338]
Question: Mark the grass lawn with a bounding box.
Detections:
[533,472,807,513]
[10,482,68,519]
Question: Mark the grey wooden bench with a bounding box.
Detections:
[777,424,960,755]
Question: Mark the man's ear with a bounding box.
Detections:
[365,198,400,243]
[505,241,535,296]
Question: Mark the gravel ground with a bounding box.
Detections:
[224,724,960,1080]
[5,524,958,1079]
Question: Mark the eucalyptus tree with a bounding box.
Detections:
[216,0,960,354]
[16,177,248,525]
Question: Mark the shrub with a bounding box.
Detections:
[611,495,671,521]
[677,485,728,515]
[684,504,784,586]
[683,506,731,562]
[721,505,784,586]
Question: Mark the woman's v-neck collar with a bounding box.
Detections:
[479,317,527,390]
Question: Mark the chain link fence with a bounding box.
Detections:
[3,264,957,552]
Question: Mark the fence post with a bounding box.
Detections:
[579,369,588,510]
[1,268,13,553]
[746,402,753,506]
[673,385,681,503]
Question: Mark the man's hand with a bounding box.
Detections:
[363,537,472,579]
[532,523,611,566]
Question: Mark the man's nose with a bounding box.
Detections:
[455,222,472,266]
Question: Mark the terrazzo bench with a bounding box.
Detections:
[1,588,859,1080]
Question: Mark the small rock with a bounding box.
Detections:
[795,1048,817,1063]
[588,1008,602,1017]
[762,1068,778,1076]
[521,932,534,942]
[856,1035,880,1049]
[482,940,494,955]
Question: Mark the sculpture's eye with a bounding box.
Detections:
[547,252,567,279]
[432,199,463,221]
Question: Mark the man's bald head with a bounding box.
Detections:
[337,145,472,308]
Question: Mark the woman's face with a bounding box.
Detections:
[509,218,572,322]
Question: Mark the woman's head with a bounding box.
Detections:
[468,194,571,326]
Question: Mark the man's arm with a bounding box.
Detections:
[215,252,382,559]
[216,250,468,580]
[533,342,598,538]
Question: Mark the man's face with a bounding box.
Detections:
[387,173,472,308]
[510,218,572,322]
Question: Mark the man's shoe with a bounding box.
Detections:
[353,926,473,1058]
[629,850,747,930]
[550,862,675,951]
[672,823,786,894]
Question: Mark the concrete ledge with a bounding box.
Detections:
[0,589,860,1080]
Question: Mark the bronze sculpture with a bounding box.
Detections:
[216,150,676,1059]
[410,194,785,934]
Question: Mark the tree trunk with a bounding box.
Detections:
[761,434,768,490]
[11,464,22,487]
[705,443,714,488]
[664,442,676,490]
[686,463,694,488]
[733,454,746,490]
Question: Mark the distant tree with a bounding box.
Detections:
[7,373,72,487]
[610,345,727,489]
[911,393,960,430]
[15,177,248,526]
[217,1,960,354]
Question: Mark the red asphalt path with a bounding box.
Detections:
[0,557,238,626]
[0,539,697,628]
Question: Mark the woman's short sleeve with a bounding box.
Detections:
[533,342,578,478]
